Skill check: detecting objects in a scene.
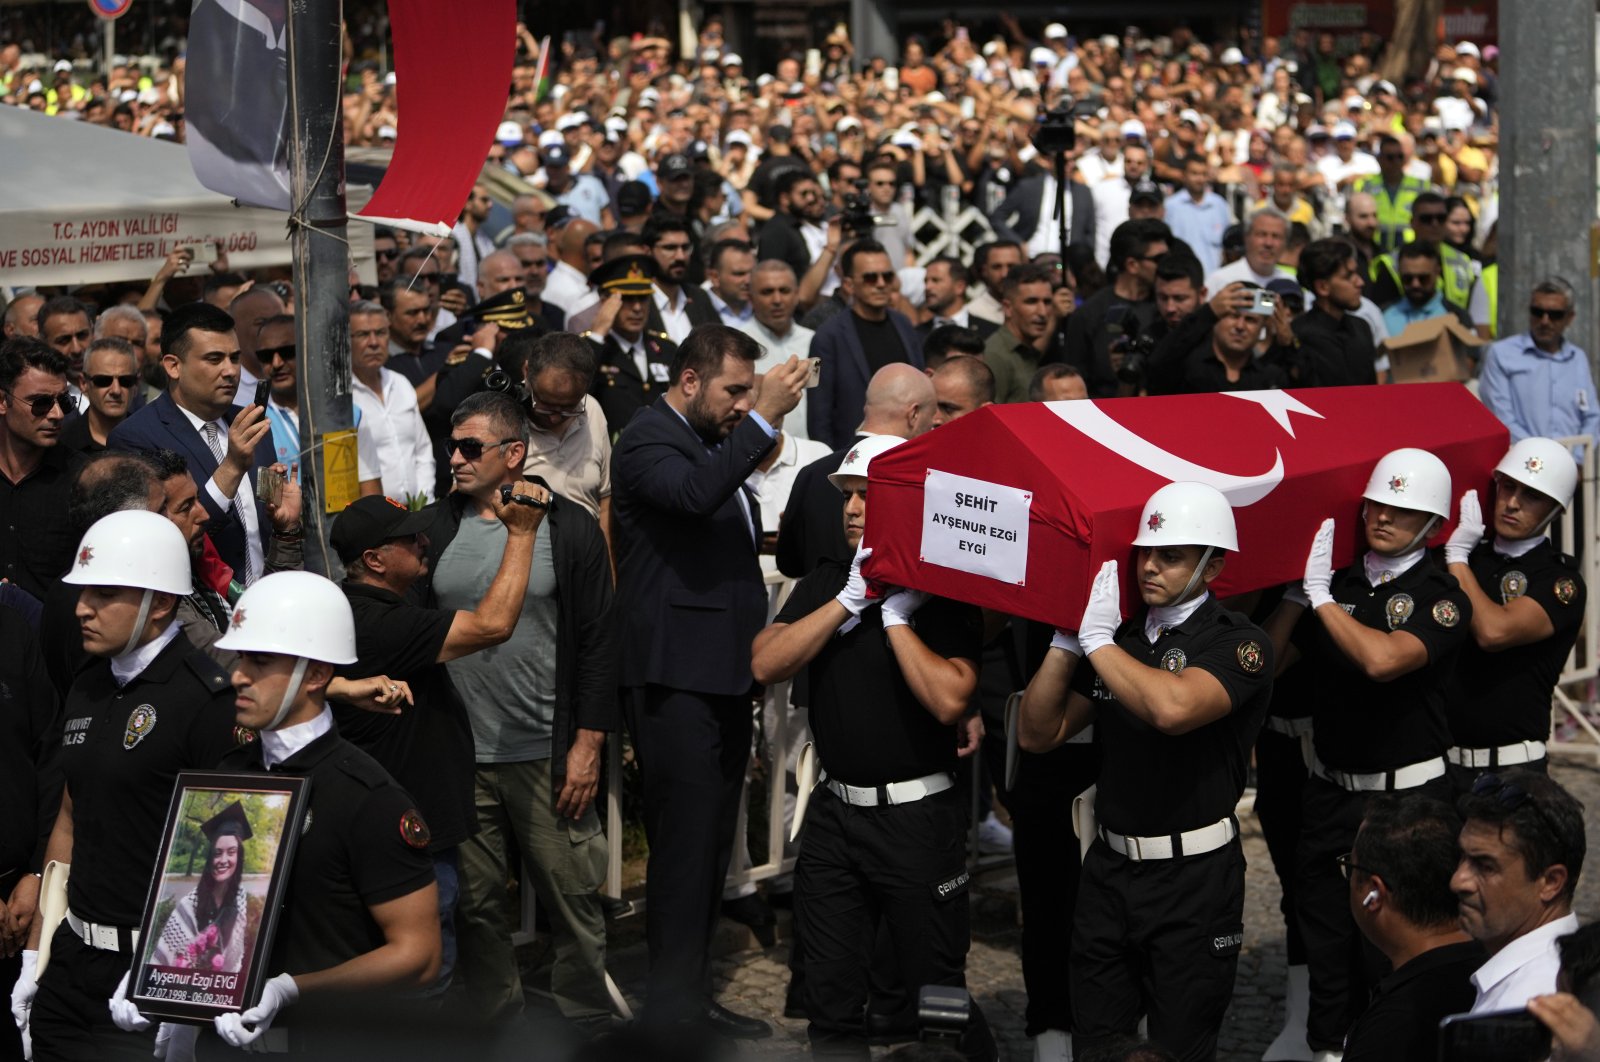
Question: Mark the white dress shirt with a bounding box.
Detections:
[746,432,831,573]
[262,706,335,769]
[1469,912,1580,1013]
[351,368,436,504]
[544,259,599,318]
[739,318,817,440]
[1025,173,1071,258]
[654,285,694,345]
[110,622,183,686]
[174,401,264,585]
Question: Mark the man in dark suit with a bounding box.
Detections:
[914,257,999,342]
[987,156,1096,257]
[643,214,720,344]
[775,363,935,579]
[806,240,924,449]
[108,303,274,585]
[583,255,679,436]
[611,324,809,1038]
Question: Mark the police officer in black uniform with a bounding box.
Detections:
[1264,447,1471,1061]
[1442,437,1586,790]
[201,571,438,1052]
[16,511,238,1062]
[751,434,998,1062]
[1019,481,1272,1062]
[581,254,678,434]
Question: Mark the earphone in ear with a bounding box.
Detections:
[1362,889,1380,909]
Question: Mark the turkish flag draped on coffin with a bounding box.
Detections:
[862,384,1509,629]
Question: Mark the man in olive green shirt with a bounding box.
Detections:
[982,263,1058,403]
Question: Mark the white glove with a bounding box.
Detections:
[1303,518,1336,609]
[1444,489,1485,566]
[11,949,37,1059]
[1050,629,1083,657]
[154,1022,199,1062]
[1281,583,1312,609]
[214,973,298,1050]
[835,543,873,618]
[880,588,928,629]
[109,970,152,1033]
[1077,560,1123,656]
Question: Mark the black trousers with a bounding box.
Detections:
[1296,773,1452,1051]
[0,947,21,1062]
[626,684,753,1022]
[1070,839,1246,1062]
[1253,728,1309,966]
[795,786,996,1062]
[982,729,1097,1036]
[31,925,157,1062]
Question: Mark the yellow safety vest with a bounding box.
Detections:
[1354,175,1429,255]
[1481,262,1498,339]
[1371,244,1476,311]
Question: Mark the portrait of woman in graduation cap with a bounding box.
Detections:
[150,801,259,975]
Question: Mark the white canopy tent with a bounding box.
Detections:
[0,105,371,289]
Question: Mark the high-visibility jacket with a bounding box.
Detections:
[1354,174,1429,254]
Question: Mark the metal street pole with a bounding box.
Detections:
[1499,0,1597,364]
[284,0,356,576]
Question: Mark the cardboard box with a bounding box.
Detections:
[863,384,1508,627]
[1384,315,1482,383]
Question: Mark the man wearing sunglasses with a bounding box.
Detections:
[1481,277,1600,457]
[1453,770,1585,1014]
[60,338,139,455]
[0,337,78,602]
[1378,242,1475,340]
[1367,192,1482,320]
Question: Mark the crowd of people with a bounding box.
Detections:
[2,10,1599,1062]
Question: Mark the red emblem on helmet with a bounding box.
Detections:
[1388,475,1407,493]
[1525,456,1545,474]
[231,609,246,628]
[1147,511,1164,531]
[77,546,94,567]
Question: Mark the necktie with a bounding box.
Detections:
[202,421,225,461]
[202,421,258,586]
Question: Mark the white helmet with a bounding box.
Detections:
[1132,482,1239,551]
[828,434,906,489]
[216,572,358,665]
[1362,447,1452,519]
[1494,437,1577,511]
[61,510,191,594]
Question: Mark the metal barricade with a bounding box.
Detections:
[1551,434,1600,762]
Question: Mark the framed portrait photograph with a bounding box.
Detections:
[128,771,309,1022]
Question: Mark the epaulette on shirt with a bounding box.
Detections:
[333,744,396,791]
[183,650,233,693]
[649,331,672,342]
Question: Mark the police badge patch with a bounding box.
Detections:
[1499,571,1528,602]
[1431,600,1462,627]
[400,808,432,849]
[124,705,157,749]
[1385,594,1415,630]
[1556,578,1578,605]
[1237,641,1264,674]
[1160,648,1187,673]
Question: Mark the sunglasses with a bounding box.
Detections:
[258,344,297,363]
[1470,772,1565,837]
[1413,212,1447,223]
[402,272,441,287]
[855,271,894,286]
[1400,273,1434,285]
[88,374,139,388]
[1530,306,1569,321]
[1335,852,1379,881]
[5,390,73,417]
[375,249,399,261]
[445,436,519,460]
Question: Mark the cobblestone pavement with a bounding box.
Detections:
[597,758,1600,1060]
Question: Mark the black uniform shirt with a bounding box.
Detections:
[218,724,433,1006]
[334,583,475,851]
[0,445,78,601]
[774,560,982,787]
[1341,939,1484,1062]
[59,631,238,927]
[1297,556,1471,772]
[587,331,676,436]
[1450,538,1586,747]
[1070,596,1273,837]
[0,604,58,878]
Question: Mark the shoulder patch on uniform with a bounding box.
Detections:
[185,651,233,691]
[399,808,431,849]
[1431,599,1461,627]
[1556,578,1578,605]
[1237,641,1264,674]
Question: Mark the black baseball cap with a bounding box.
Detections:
[330,496,433,564]
[1128,178,1163,205]
[658,153,693,179]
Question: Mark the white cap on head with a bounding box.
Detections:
[1044,22,1068,40]
[1030,46,1055,66]
[1495,438,1578,512]
[1120,118,1147,139]
[1219,46,1245,65]
[555,112,587,131]
[495,120,525,145]
[63,511,193,595]
[215,572,359,665]
[1451,66,1478,84]
[53,59,72,73]
[722,52,743,66]
[1179,108,1204,127]
[725,129,753,147]
[1132,482,1239,551]
[1332,120,1358,140]
[1456,40,1481,58]
[1363,448,1452,519]
[538,129,565,149]
[828,435,906,489]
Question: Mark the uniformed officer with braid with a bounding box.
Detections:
[1442,437,1586,791]
[108,571,441,1055]
[1019,482,1273,1062]
[1264,447,1472,1062]
[12,512,238,1062]
[582,254,678,434]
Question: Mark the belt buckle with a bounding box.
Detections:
[1126,834,1143,861]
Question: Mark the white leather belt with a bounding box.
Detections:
[1448,741,1547,769]
[1097,816,1237,861]
[1313,753,1446,793]
[824,770,954,807]
[1264,716,1313,739]
[66,909,139,953]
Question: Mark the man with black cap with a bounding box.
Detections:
[543,144,614,229]
[616,181,653,232]
[582,254,679,434]
[327,487,547,995]
[655,153,696,219]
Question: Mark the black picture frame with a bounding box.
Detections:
[127,771,310,1023]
